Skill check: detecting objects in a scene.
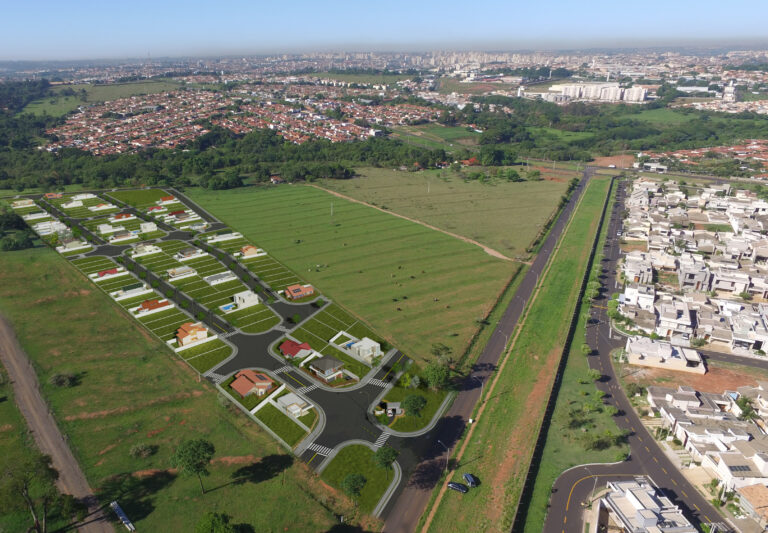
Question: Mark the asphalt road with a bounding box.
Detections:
[0,316,115,533]
[544,180,729,533]
[382,168,595,532]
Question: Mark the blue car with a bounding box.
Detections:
[447,482,469,494]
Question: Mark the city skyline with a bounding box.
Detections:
[4,0,768,61]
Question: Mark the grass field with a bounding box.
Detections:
[47,194,119,219]
[528,126,595,142]
[381,383,447,432]
[521,186,627,532]
[0,247,343,531]
[107,188,174,208]
[436,77,518,95]
[631,108,698,125]
[187,185,518,362]
[425,177,612,532]
[22,81,182,116]
[255,403,307,447]
[392,124,480,152]
[319,167,570,257]
[320,445,389,514]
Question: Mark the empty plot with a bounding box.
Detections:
[48,194,119,219]
[188,186,518,361]
[107,189,174,208]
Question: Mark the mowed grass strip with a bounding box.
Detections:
[319,167,570,256]
[425,177,612,532]
[0,247,342,531]
[255,403,306,447]
[188,186,517,361]
[522,188,628,532]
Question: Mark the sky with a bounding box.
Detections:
[3,0,768,61]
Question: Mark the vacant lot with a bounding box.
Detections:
[22,81,182,116]
[107,188,174,208]
[631,108,698,125]
[392,125,480,151]
[188,185,518,361]
[0,247,341,531]
[319,167,569,257]
[321,444,389,514]
[425,177,612,532]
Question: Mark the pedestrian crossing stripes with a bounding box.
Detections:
[308,442,333,456]
[206,372,226,384]
[298,383,319,394]
[274,365,294,374]
[374,432,390,448]
[368,378,389,388]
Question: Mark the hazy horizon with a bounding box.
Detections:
[4,0,768,62]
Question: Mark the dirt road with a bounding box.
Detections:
[308,184,514,261]
[0,316,114,533]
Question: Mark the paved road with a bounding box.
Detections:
[382,169,595,532]
[0,316,115,533]
[544,180,728,533]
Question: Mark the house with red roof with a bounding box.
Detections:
[139,299,170,312]
[229,370,274,398]
[176,322,208,346]
[284,284,315,300]
[98,268,119,278]
[279,340,313,359]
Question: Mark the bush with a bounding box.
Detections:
[129,443,158,459]
[49,373,78,387]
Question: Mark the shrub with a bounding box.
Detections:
[129,443,158,459]
[49,373,78,387]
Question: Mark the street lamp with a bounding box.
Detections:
[437,439,449,473]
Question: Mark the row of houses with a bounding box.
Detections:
[618,177,768,355]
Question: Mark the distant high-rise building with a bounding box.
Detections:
[723,83,740,103]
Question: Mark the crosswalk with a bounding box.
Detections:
[368,378,389,388]
[374,432,390,448]
[206,372,226,384]
[274,365,294,374]
[298,383,319,394]
[307,442,334,456]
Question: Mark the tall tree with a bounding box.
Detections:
[372,446,399,480]
[340,473,367,507]
[0,454,59,533]
[171,439,215,494]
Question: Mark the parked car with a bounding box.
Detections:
[447,482,469,494]
[463,473,479,488]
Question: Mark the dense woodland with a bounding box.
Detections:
[1,79,768,191]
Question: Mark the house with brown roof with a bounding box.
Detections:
[229,370,274,398]
[737,483,768,527]
[309,356,344,382]
[176,322,208,346]
[139,299,170,312]
[285,284,315,300]
[241,245,265,257]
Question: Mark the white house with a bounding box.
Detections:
[351,337,383,364]
[275,392,311,418]
[233,290,260,309]
[625,336,706,374]
[140,222,157,233]
[61,199,83,209]
[71,193,96,201]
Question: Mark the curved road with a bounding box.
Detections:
[544,180,728,532]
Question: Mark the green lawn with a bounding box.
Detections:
[425,177,612,532]
[187,185,518,362]
[528,126,595,142]
[319,167,569,257]
[0,247,340,531]
[22,81,182,116]
[383,384,447,432]
[632,108,698,125]
[392,125,480,151]
[255,403,306,447]
[522,185,627,532]
[107,188,174,208]
[321,445,390,514]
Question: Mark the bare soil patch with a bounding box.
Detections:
[624,362,768,393]
[593,155,635,168]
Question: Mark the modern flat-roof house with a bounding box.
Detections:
[176,322,208,346]
[167,266,196,279]
[203,272,237,285]
[598,478,696,533]
[233,290,260,309]
[285,284,315,300]
[276,392,310,417]
[279,340,313,360]
[309,356,344,382]
[229,370,274,398]
[351,337,383,364]
[625,336,706,374]
[61,199,83,209]
[140,222,157,233]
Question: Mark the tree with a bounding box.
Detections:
[340,473,367,506]
[194,511,236,533]
[422,361,450,390]
[0,454,59,533]
[372,446,399,480]
[737,396,756,421]
[171,439,215,494]
[402,394,427,417]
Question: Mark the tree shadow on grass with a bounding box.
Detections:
[95,470,176,523]
[206,454,294,493]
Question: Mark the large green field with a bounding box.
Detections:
[0,247,343,531]
[321,445,389,514]
[187,185,518,361]
[424,177,612,532]
[631,108,699,125]
[318,167,570,257]
[392,124,481,152]
[21,80,182,116]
